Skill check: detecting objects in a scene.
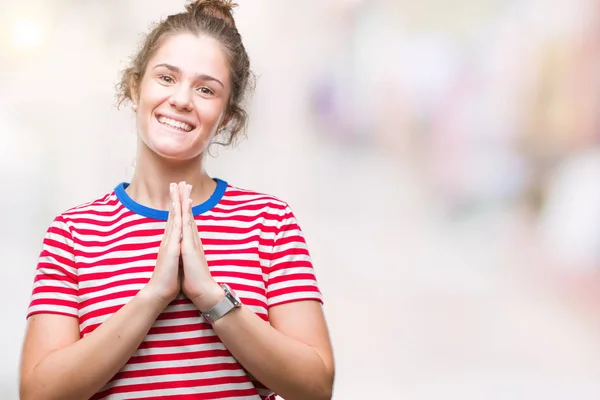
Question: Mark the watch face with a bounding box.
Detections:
[222,284,241,307]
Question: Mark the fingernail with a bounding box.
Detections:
[187,184,192,193]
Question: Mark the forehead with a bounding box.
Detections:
[150,33,230,83]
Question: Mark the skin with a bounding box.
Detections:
[20,33,334,400]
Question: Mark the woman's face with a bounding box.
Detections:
[134,33,231,161]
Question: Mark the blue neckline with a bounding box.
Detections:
[114,178,227,220]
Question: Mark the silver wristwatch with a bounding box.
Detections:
[201,284,242,324]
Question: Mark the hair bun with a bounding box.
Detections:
[185,0,237,26]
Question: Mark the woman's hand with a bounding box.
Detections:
[144,182,183,304]
[178,182,224,312]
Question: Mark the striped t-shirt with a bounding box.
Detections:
[27,178,323,399]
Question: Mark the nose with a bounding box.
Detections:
[168,85,193,111]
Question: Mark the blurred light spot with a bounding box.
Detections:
[10,18,44,52]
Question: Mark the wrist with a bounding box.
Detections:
[137,286,172,311]
[190,283,226,313]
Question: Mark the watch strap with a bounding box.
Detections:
[202,284,241,324]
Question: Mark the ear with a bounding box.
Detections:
[130,76,140,105]
[218,113,233,132]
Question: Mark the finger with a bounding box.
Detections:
[186,189,205,257]
[181,182,192,231]
[182,185,196,251]
[178,182,188,241]
[186,184,195,232]
[171,182,183,246]
[186,184,202,247]
[162,183,176,244]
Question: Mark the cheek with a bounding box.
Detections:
[136,105,150,130]
[135,106,156,142]
[196,102,227,127]
[138,80,166,110]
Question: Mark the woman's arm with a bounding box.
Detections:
[19,288,169,400]
[21,185,184,400]
[195,294,335,400]
[181,182,334,399]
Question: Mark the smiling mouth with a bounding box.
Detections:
[156,115,195,132]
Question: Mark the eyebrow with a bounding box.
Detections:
[153,63,224,88]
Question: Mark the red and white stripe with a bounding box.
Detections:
[28,184,322,399]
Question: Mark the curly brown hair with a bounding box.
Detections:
[116,0,253,146]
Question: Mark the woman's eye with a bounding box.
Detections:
[198,87,214,96]
[159,75,174,83]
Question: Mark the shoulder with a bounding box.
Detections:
[39,188,120,246]
[52,188,120,226]
[221,182,293,216]
[219,182,307,231]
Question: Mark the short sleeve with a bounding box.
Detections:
[266,205,323,307]
[27,215,79,319]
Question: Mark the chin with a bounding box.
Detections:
[144,136,205,162]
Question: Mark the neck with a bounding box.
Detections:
[127,142,217,211]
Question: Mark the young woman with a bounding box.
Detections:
[19,1,335,399]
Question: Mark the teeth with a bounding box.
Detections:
[158,116,193,132]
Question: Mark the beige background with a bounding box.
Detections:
[1,1,600,398]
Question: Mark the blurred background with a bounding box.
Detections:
[2,0,600,398]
